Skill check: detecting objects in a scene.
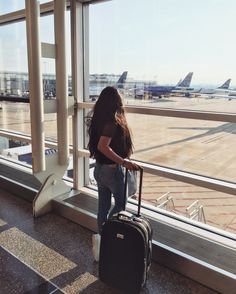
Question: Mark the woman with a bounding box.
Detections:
[87,86,139,258]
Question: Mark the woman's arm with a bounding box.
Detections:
[97,136,139,170]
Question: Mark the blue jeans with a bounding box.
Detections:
[94,162,126,234]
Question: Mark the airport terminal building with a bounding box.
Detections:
[0,1,235,293]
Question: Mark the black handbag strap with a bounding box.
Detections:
[124,167,143,217]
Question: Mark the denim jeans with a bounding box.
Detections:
[94,162,126,234]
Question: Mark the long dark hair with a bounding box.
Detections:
[87,86,133,158]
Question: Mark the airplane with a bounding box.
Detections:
[116,71,128,89]
[181,78,232,98]
[197,79,234,99]
[200,79,231,95]
[138,72,194,99]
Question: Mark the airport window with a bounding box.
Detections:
[0,5,73,179]
[87,0,236,239]
[0,21,30,136]
[0,0,236,288]
[128,114,236,183]
[41,12,72,142]
[87,163,236,235]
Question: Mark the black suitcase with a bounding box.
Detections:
[99,168,152,293]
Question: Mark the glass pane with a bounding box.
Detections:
[0,0,25,14]
[0,138,31,164]
[89,0,236,113]
[0,0,51,15]
[140,173,236,236]
[0,21,29,134]
[88,0,236,239]
[125,96,236,113]
[0,21,28,91]
[128,113,236,183]
[0,136,73,182]
[0,101,31,134]
[0,14,71,136]
[87,167,236,236]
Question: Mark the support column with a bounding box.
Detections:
[25,0,71,217]
[54,0,69,166]
[25,0,45,173]
[71,0,88,189]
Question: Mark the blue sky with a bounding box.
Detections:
[89,0,236,85]
[1,0,236,86]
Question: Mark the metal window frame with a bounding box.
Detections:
[0,0,109,26]
[70,0,89,190]
[0,2,58,25]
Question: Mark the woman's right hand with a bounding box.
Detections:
[123,159,140,171]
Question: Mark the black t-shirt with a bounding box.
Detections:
[95,121,128,164]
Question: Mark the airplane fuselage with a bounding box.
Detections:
[144,85,174,96]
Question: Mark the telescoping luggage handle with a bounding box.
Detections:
[124,167,143,217]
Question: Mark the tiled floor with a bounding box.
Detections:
[0,188,218,294]
[0,247,62,293]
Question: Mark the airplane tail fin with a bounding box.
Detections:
[177,78,182,86]
[116,71,128,88]
[177,72,193,87]
[218,78,231,89]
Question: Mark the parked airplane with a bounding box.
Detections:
[201,79,231,95]
[140,72,193,98]
[116,71,128,89]
[183,78,232,98]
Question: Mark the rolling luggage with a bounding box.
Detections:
[99,168,152,294]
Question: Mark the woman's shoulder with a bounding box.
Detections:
[102,121,117,136]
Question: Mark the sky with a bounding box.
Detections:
[1,0,236,86]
